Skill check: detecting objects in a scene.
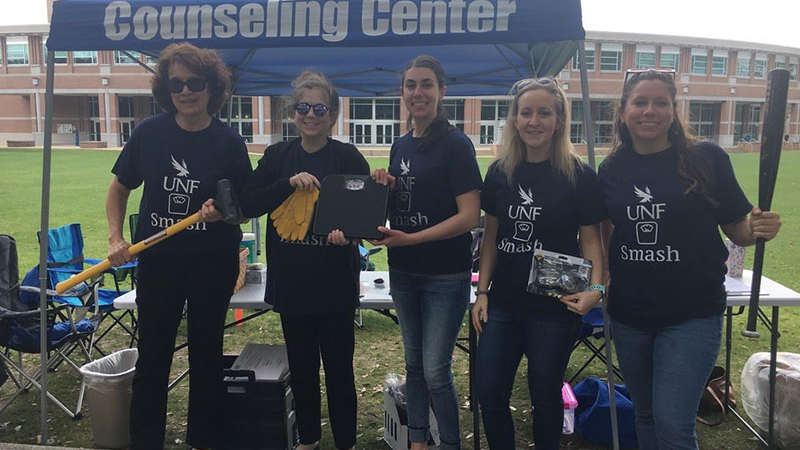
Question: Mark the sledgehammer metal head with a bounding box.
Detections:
[215,179,242,224]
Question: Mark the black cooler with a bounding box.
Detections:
[221,344,298,450]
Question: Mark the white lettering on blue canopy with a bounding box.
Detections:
[103,0,516,43]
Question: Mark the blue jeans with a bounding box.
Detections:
[611,315,723,450]
[389,271,470,450]
[476,308,580,450]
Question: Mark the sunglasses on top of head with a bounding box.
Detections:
[294,102,330,117]
[624,68,676,84]
[168,77,207,94]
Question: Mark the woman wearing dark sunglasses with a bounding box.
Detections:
[240,71,368,450]
[598,69,781,450]
[105,43,252,450]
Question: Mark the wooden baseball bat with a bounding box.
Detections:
[742,68,789,339]
[55,212,201,294]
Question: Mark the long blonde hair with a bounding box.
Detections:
[496,78,580,186]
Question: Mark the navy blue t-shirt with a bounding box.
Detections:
[239,138,370,314]
[481,158,607,317]
[112,112,252,257]
[387,128,483,277]
[598,142,752,328]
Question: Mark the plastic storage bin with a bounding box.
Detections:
[79,348,139,449]
[562,381,579,434]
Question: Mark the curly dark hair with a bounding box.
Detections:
[151,43,230,115]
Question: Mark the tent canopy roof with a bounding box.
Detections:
[48,0,585,96]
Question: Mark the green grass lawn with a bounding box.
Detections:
[0,147,798,449]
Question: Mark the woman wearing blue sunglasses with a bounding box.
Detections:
[240,71,368,450]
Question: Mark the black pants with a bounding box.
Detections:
[280,311,357,449]
[130,249,238,450]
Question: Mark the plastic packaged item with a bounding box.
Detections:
[562,382,578,434]
[527,249,592,298]
[741,352,800,449]
[383,373,439,450]
[79,348,139,449]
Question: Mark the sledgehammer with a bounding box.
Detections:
[55,179,242,294]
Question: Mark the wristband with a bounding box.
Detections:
[588,284,605,298]
[475,290,489,297]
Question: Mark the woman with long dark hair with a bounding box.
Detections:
[598,69,781,450]
[371,55,482,450]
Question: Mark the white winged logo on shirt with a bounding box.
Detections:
[634,185,653,203]
[400,158,411,175]
[171,155,190,177]
[518,185,534,205]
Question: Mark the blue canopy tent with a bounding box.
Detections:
[41,0,604,446]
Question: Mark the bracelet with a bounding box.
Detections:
[588,284,605,299]
[475,290,489,297]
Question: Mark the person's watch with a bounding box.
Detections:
[588,284,605,299]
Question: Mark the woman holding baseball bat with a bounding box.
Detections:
[239,71,369,450]
[105,43,252,450]
[598,68,781,450]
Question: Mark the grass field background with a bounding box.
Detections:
[0,147,798,449]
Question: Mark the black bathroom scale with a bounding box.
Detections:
[312,174,389,240]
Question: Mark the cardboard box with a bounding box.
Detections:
[383,389,440,450]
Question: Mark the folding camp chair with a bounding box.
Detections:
[0,234,99,419]
[28,223,137,355]
[568,307,624,384]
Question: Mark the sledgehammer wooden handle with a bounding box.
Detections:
[55,212,201,294]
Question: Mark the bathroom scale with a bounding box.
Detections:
[312,174,389,240]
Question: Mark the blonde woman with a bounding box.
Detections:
[471,78,607,450]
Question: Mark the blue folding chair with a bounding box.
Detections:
[25,224,137,355]
[569,307,624,384]
[0,234,97,419]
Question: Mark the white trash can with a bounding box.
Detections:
[79,348,138,449]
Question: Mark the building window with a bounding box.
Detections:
[5,37,30,66]
[149,97,160,116]
[43,39,68,65]
[734,103,761,142]
[790,63,798,81]
[443,99,465,132]
[775,57,786,69]
[691,54,708,75]
[570,100,615,145]
[635,52,656,69]
[600,50,622,71]
[689,102,716,140]
[754,58,767,78]
[73,51,97,65]
[282,103,299,141]
[659,49,679,70]
[217,96,254,142]
[348,98,401,145]
[115,51,140,65]
[736,56,751,78]
[88,96,101,141]
[572,47,596,71]
[144,53,157,65]
[480,99,510,144]
[711,55,727,76]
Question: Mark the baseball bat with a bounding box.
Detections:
[742,68,789,339]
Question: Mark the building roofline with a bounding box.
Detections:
[0,24,50,35]
[586,30,800,55]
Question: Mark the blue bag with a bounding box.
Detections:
[573,377,638,449]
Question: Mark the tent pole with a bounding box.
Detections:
[578,43,597,169]
[39,49,57,446]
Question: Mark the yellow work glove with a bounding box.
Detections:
[271,189,318,241]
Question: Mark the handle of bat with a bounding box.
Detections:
[55,259,112,294]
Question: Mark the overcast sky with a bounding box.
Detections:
[1,0,798,49]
